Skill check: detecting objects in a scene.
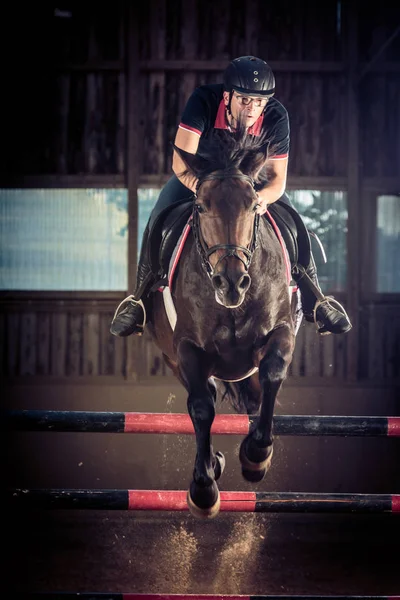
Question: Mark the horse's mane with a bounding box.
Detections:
[175,117,277,191]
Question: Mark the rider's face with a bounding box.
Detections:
[224,91,269,128]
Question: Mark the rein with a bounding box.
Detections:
[192,173,260,277]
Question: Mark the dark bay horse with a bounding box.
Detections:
[147,127,299,518]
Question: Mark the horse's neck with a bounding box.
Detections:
[257,220,283,260]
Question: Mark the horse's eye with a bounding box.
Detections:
[195,204,205,214]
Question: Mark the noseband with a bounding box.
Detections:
[192,173,260,277]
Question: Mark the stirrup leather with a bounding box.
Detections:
[112,294,147,333]
[313,296,351,336]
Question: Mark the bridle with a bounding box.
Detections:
[192,173,260,277]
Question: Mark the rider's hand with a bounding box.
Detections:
[256,197,268,215]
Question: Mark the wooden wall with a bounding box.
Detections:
[3,1,399,182]
[1,297,399,384]
[1,1,399,385]
[1,303,125,379]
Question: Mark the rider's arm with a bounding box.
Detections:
[172,127,200,193]
[256,101,290,213]
[172,87,210,192]
[256,156,288,214]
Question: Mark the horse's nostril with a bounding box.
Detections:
[237,274,251,292]
[212,274,227,291]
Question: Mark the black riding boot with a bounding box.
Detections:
[110,224,154,337]
[294,255,352,335]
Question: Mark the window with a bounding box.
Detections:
[0,187,349,294]
[138,188,159,252]
[376,195,400,293]
[288,190,348,292]
[0,188,128,291]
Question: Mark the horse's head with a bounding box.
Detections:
[192,170,259,308]
[174,124,275,308]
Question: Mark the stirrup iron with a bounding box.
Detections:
[313,296,351,336]
[112,294,147,334]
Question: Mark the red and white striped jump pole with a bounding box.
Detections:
[4,410,400,437]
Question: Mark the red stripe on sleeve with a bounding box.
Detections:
[179,123,202,136]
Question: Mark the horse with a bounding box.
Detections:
[146,125,300,519]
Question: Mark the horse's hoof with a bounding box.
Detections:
[239,438,273,483]
[241,466,267,482]
[214,451,226,481]
[186,481,220,519]
[187,489,220,519]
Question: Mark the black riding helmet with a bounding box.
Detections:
[223,56,275,97]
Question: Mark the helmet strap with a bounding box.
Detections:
[226,90,234,116]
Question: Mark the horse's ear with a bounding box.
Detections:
[172,144,209,179]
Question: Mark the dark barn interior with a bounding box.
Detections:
[1,1,400,596]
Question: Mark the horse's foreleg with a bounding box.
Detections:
[239,326,295,482]
[177,339,224,519]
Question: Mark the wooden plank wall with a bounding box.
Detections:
[0,307,353,381]
[3,305,398,382]
[359,305,400,381]
[1,308,126,379]
[3,1,399,180]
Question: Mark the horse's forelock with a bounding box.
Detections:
[176,117,273,189]
[198,120,271,179]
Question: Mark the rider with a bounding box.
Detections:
[110,55,352,338]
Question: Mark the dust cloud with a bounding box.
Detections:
[155,522,199,592]
[210,514,268,593]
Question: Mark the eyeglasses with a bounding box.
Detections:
[233,93,269,108]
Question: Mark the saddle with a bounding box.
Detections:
[147,198,313,290]
[148,199,193,285]
[267,200,312,273]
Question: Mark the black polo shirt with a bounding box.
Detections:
[178,83,289,160]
